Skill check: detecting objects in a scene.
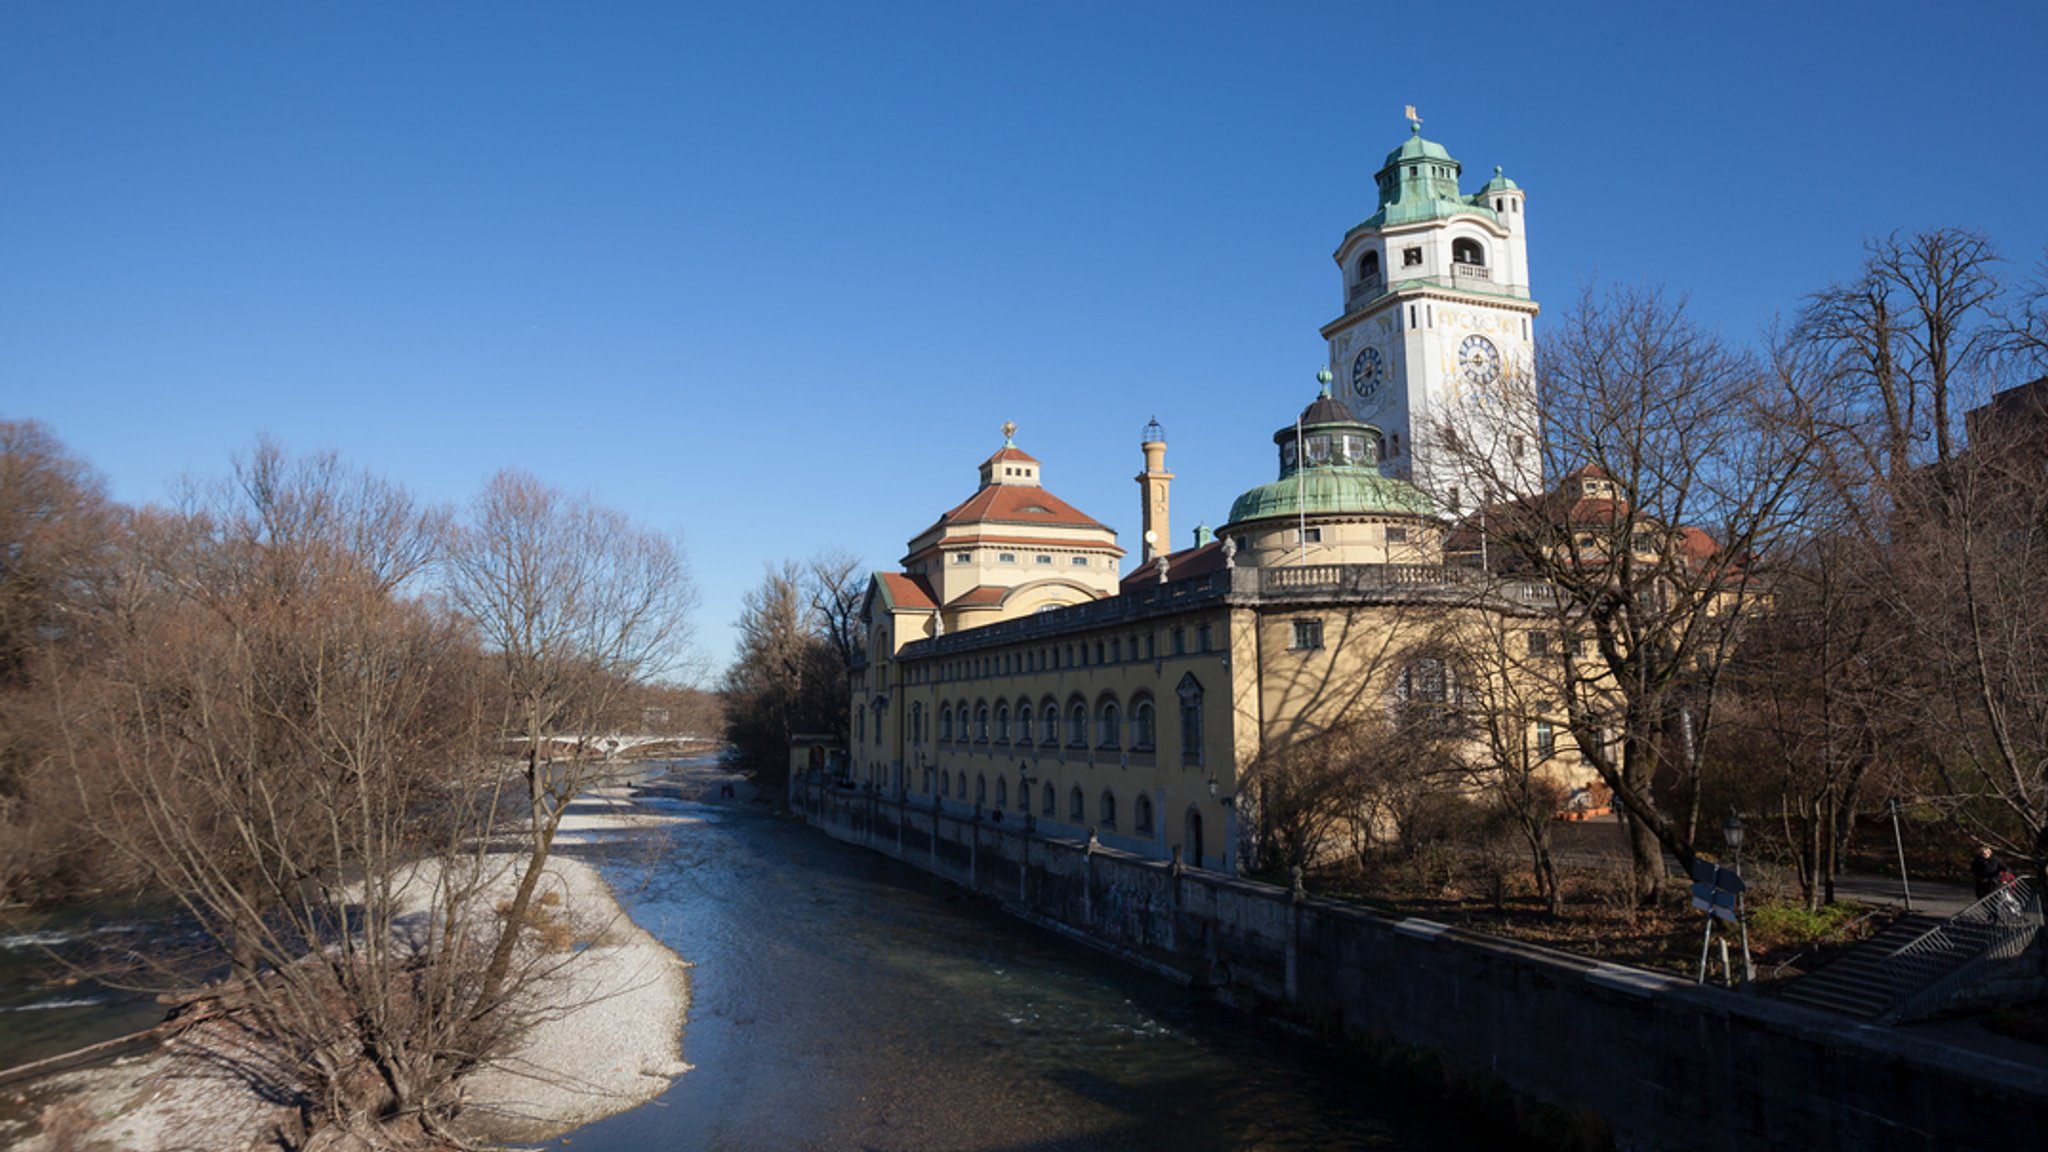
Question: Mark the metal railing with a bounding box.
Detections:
[1876,877,2042,1025]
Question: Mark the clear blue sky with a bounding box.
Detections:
[6,2,2046,675]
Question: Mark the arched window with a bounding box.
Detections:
[1097,698,1121,749]
[939,770,950,798]
[1042,782,1056,816]
[872,700,884,745]
[1067,699,1088,747]
[855,707,865,743]
[1451,237,1487,266]
[1017,703,1034,744]
[995,703,1011,743]
[1178,673,1205,767]
[1069,786,1085,821]
[1100,789,1118,829]
[1040,698,1060,744]
[1357,250,1380,283]
[1132,697,1156,750]
[996,777,1008,808]
[912,702,924,744]
[975,702,990,742]
[976,775,987,803]
[1398,657,1451,703]
[1135,794,1155,834]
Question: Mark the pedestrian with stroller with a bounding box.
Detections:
[1971,845,2005,899]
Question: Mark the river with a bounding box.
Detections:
[2,772,1527,1151]
[552,781,1523,1152]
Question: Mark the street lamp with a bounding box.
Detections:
[1722,806,1745,870]
[1722,806,1754,988]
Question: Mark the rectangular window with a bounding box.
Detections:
[1072,556,1088,566]
[998,552,1016,563]
[1036,555,1053,565]
[1291,619,1324,650]
[1385,526,1407,544]
[1402,246,1423,267]
[953,552,971,564]
[1300,527,1322,545]
[1171,627,1186,656]
[1197,623,1213,652]
[1536,719,1556,759]
[1528,631,1552,657]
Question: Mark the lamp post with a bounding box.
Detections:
[1723,806,1754,988]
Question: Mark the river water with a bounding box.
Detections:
[553,785,1518,1152]
[2,776,1522,1151]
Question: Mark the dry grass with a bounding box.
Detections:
[1302,860,1885,980]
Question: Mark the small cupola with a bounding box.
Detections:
[977,420,1042,488]
[1224,371,1434,532]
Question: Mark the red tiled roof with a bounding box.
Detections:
[1118,541,1226,590]
[983,446,1040,465]
[877,572,937,611]
[1675,526,1719,563]
[923,484,1111,534]
[948,585,1009,607]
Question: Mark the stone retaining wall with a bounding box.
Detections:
[798,781,2048,1152]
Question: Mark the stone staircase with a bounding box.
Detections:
[1779,913,1949,1019]
[1779,881,2040,1022]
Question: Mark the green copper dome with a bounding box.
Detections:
[1223,385,1434,527]
[1382,127,1456,168]
[1226,469,1435,525]
[1351,123,1502,230]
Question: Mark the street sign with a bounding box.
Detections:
[1691,896,1739,922]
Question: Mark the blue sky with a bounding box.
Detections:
[6,2,2046,675]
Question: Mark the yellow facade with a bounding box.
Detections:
[841,394,1595,875]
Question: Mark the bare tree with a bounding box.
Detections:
[1428,285,1825,902]
[448,468,696,1009]
[1444,614,1573,915]
[721,558,845,797]
[60,444,537,1146]
[0,419,119,902]
[1801,228,2002,481]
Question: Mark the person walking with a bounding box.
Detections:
[1971,845,2005,899]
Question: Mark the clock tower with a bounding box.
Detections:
[1319,115,1540,514]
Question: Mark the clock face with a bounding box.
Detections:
[1351,346,1384,402]
[1458,335,1502,387]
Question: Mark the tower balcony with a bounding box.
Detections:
[1452,262,1491,281]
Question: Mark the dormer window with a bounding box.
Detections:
[1402,246,1423,267]
[1452,238,1487,266]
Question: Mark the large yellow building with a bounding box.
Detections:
[843,123,1591,873]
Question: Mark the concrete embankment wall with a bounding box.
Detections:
[796,782,2048,1152]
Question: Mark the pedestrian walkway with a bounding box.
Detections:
[1549,820,1977,915]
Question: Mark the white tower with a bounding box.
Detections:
[1319,114,1540,514]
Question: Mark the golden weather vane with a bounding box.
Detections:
[1002,420,1017,445]
[1405,104,1422,129]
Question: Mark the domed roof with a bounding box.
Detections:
[1226,374,1435,528]
[1226,469,1434,526]
[1382,125,1456,169]
[1296,389,1358,429]
[1478,165,1520,194]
